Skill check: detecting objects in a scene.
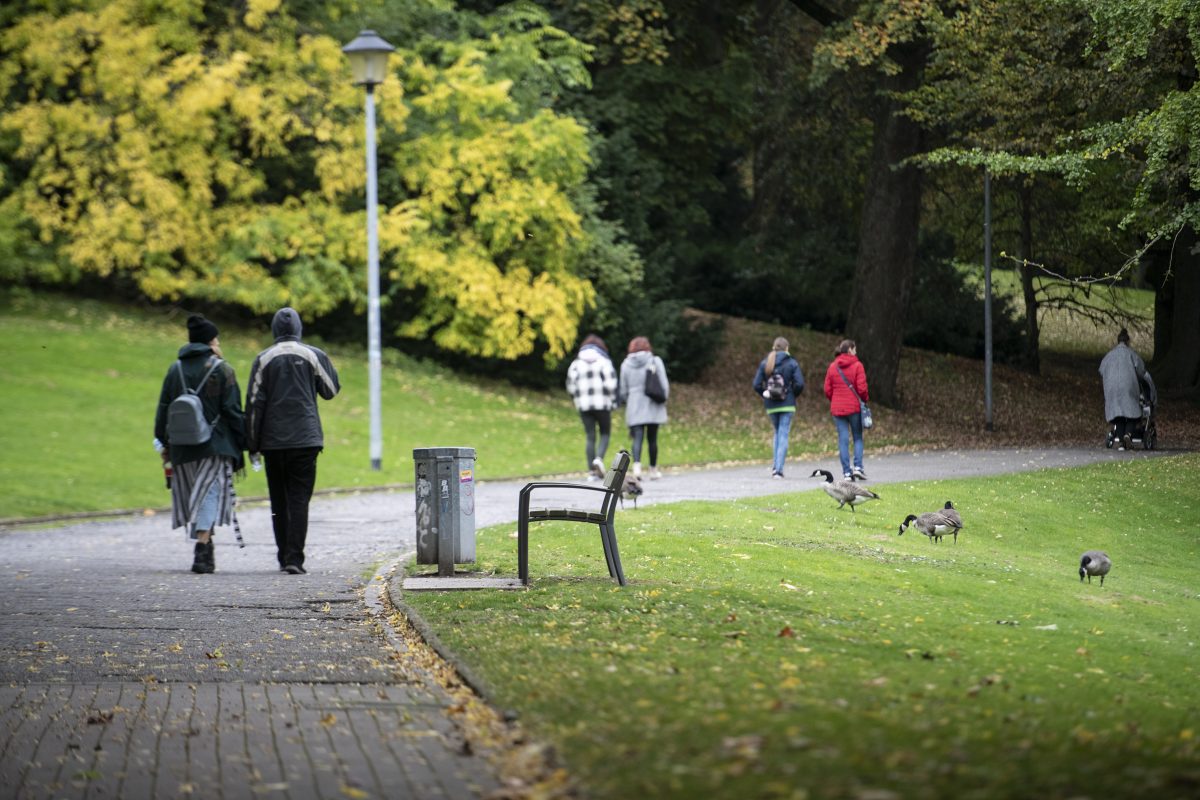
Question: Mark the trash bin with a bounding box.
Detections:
[413,447,477,577]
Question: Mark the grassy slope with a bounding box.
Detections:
[2,287,1198,519]
[405,456,1200,799]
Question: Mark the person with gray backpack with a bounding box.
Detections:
[752,337,805,479]
[154,314,247,574]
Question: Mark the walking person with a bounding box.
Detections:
[567,334,619,480]
[823,339,870,481]
[246,308,340,574]
[154,314,247,574]
[1099,328,1147,451]
[618,336,669,479]
[752,337,805,479]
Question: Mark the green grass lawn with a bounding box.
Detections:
[0,289,766,519]
[404,456,1200,799]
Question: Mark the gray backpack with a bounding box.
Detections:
[166,358,223,446]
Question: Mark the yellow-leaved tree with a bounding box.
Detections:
[0,0,617,362]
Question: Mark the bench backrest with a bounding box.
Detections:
[603,450,632,494]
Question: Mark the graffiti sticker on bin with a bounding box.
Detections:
[460,469,473,483]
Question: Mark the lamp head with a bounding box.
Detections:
[342,30,395,86]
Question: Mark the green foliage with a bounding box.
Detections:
[406,456,1200,798]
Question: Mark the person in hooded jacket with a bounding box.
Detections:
[618,336,669,479]
[1099,327,1147,451]
[154,314,247,574]
[752,337,805,479]
[823,339,870,481]
[246,308,340,574]
[566,334,619,480]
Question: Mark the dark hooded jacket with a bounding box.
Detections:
[155,342,247,467]
[245,308,340,452]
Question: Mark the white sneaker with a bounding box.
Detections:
[651,468,663,480]
[632,462,642,477]
[591,458,606,479]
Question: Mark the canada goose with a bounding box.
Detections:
[1079,551,1111,585]
[942,501,963,529]
[898,511,962,544]
[620,474,644,510]
[811,469,880,512]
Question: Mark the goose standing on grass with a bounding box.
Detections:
[811,469,880,512]
[941,501,963,529]
[898,511,962,544]
[1079,551,1112,585]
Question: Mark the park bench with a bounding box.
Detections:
[517,450,630,586]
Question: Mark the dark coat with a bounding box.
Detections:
[154,343,247,468]
[245,309,340,452]
[752,351,805,413]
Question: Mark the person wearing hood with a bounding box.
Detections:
[246,308,340,574]
[823,339,870,481]
[752,337,806,479]
[618,336,669,479]
[154,314,247,574]
[566,334,619,480]
[1099,327,1147,451]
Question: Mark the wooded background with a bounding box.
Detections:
[2,0,1197,400]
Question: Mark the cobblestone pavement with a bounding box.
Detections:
[0,446,1167,798]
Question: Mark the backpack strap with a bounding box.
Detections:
[177,358,223,395]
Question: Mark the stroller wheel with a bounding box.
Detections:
[1105,431,1114,449]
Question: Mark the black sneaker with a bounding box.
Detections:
[285,564,307,574]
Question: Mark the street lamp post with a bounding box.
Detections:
[343,30,395,471]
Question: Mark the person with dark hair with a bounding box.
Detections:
[752,336,805,479]
[566,334,618,480]
[1099,327,1147,451]
[823,339,870,481]
[246,308,340,574]
[154,314,247,573]
[618,336,669,479]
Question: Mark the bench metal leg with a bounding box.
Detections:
[518,512,530,586]
[601,523,626,586]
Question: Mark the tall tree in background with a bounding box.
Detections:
[1077,0,1200,395]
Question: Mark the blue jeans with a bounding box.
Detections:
[769,412,794,474]
[833,413,864,476]
[193,476,221,532]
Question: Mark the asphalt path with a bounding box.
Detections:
[0,445,1170,798]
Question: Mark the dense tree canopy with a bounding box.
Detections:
[0,0,634,363]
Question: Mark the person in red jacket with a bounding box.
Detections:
[823,339,870,480]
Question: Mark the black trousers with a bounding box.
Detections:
[264,447,321,568]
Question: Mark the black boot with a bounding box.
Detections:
[203,540,216,573]
[191,542,207,574]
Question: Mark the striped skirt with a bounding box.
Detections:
[171,456,234,539]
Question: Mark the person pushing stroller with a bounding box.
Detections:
[1099,328,1150,451]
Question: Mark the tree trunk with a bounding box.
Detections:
[1150,225,1200,396]
[845,44,925,407]
[1018,182,1041,373]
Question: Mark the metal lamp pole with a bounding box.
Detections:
[984,168,994,432]
[343,30,396,471]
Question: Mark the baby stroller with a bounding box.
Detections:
[1105,371,1158,450]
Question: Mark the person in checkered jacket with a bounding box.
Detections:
[566,334,619,480]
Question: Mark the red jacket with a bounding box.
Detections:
[824,353,869,416]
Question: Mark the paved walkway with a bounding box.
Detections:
[0,447,1169,798]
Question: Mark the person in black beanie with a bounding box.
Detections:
[154,314,247,573]
[245,308,340,574]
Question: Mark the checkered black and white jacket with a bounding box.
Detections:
[566,345,618,412]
